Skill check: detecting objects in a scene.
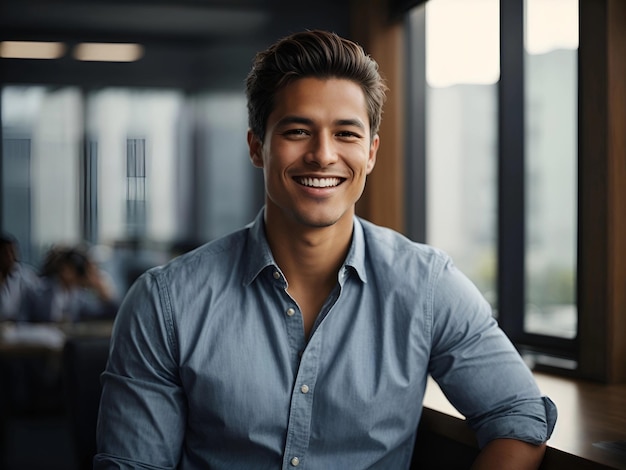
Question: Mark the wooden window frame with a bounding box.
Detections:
[355,0,626,384]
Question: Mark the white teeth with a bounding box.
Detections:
[298,177,341,188]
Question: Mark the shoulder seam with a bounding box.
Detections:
[426,250,449,343]
[151,270,179,364]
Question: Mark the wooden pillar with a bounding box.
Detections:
[578,0,626,383]
[350,0,406,233]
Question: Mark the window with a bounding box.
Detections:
[422,0,499,309]
[407,0,579,366]
[2,85,262,297]
[2,86,83,265]
[523,0,578,339]
[125,137,147,238]
[86,89,187,247]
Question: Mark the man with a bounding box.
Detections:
[95,30,556,469]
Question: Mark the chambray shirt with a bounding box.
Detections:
[95,210,556,469]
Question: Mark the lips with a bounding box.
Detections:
[295,176,343,188]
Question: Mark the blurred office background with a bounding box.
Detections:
[1,0,578,337]
[0,0,353,298]
[0,1,352,468]
[1,0,610,468]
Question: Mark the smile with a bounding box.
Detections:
[296,177,343,188]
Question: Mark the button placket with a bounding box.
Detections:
[281,329,322,469]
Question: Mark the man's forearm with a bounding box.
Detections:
[471,438,547,470]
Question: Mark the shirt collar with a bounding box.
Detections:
[343,216,368,284]
[242,209,277,286]
[242,208,368,286]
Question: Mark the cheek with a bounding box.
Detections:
[262,160,286,190]
[265,144,300,175]
[352,152,375,176]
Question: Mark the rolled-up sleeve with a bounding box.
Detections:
[470,395,558,448]
[428,257,557,448]
[95,270,186,469]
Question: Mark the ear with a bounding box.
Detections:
[366,134,379,175]
[247,130,264,168]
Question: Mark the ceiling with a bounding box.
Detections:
[1,1,282,43]
[0,0,352,89]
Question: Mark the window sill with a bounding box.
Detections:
[422,372,626,469]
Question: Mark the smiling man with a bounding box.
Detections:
[95,30,556,470]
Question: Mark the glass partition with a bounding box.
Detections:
[2,86,83,265]
[2,85,262,297]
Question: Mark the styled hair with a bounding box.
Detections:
[245,30,387,141]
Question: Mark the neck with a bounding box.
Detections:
[263,210,353,288]
[263,207,354,339]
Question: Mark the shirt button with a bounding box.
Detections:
[300,384,309,394]
[273,271,280,279]
[286,308,296,317]
[290,457,300,466]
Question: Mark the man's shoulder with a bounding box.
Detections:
[357,217,448,263]
[153,227,250,280]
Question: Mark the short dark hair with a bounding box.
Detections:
[0,233,17,247]
[245,30,387,141]
[41,246,90,279]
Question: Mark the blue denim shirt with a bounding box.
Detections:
[95,210,556,469]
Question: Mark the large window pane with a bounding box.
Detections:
[425,0,499,307]
[524,0,578,338]
[2,85,261,296]
[86,89,187,246]
[84,88,261,294]
[85,88,190,293]
[193,92,262,241]
[2,86,82,265]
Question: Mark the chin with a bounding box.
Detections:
[294,211,348,229]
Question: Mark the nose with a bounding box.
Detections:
[305,132,338,167]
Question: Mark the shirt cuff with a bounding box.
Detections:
[474,396,558,448]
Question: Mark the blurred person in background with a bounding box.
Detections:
[23,246,119,323]
[0,233,41,321]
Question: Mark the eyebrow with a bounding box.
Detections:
[335,118,366,130]
[275,115,314,127]
[275,115,366,130]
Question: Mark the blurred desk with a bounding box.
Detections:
[422,373,626,469]
[58,320,114,339]
[0,320,113,355]
[0,323,66,356]
[0,321,113,413]
[0,321,113,412]
[0,321,113,469]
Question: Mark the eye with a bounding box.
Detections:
[282,128,310,139]
[336,130,362,140]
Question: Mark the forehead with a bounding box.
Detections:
[269,77,369,124]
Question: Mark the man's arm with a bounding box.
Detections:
[471,439,547,470]
[95,270,186,469]
[428,257,556,464]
